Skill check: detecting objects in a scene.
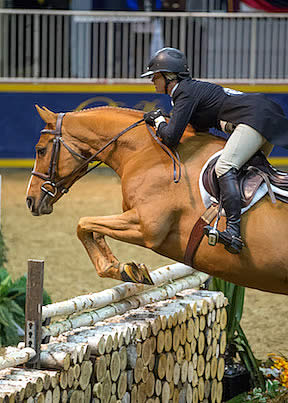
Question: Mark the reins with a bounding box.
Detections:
[146,124,181,183]
[32,112,181,199]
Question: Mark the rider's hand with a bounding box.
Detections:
[144,109,166,128]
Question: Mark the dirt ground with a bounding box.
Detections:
[1,169,288,360]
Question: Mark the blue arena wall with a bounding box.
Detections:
[1,83,288,167]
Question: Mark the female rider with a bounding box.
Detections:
[141,47,288,254]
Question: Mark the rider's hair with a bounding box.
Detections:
[164,72,178,81]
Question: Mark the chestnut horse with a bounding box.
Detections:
[26,105,288,295]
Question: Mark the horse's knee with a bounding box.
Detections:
[97,270,106,278]
[77,217,89,238]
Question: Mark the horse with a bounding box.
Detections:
[26,105,288,295]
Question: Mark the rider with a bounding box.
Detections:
[141,47,288,254]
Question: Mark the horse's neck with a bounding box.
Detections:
[67,109,150,175]
[66,109,225,178]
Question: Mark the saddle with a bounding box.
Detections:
[184,151,288,267]
[202,151,288,207]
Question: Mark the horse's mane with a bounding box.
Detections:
[73,105,142,116]
[71,105,220,138]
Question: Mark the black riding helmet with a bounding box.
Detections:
[141,47,189,78]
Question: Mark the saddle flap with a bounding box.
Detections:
[202,157,220,201]
[240,169,264,204]
[247,152,288,190]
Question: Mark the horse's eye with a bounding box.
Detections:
[37,148,46,157]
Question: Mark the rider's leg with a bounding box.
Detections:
[215,124,267,177]
[206,124,268,253]
[260,141,274,158]
[213,168,243,253]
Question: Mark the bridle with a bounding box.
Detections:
[32,113,145,198]
[32,112,181,200]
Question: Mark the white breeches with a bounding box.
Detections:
[215,123,274,178]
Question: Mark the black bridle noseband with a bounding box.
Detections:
[32,112,181,199]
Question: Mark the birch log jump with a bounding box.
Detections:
[0,262,230,402]
[42,263,208,321]
[0,291,226,403]
[42,275,210,339]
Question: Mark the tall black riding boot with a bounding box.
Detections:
[204,168,243,254]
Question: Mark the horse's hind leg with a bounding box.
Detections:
[76,209,153,285]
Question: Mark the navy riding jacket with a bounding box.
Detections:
[157,77,288,150]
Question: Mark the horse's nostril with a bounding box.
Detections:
[26,196,34,210]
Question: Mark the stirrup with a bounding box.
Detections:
[203,225,219,246]
[203,201,222,247]
[204,225,244,254]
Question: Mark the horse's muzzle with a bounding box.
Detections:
[26,196,53,216]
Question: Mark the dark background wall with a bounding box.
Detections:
[1,85,287,161]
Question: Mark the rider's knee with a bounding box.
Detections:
[260,141,274,158]
[215,158,237,178]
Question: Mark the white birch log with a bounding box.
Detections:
[42,272,210,338]
[40,350,71,371]
[0,347,36,370]
[0,383,26,401]
[10,368,51,390]
[0,393,11,403]
[66,324,133,356]
[40,370,59,389]
[79,360,93,390]
[3,373,44,394]
[177,289,226,310]
[40,342,91,367]
[42,264,209,320]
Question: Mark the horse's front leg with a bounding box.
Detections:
[77,209,154,285]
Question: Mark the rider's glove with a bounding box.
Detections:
[144,109,166,129]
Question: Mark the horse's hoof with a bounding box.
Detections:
[120,262,154,285]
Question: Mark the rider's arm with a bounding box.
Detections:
[156,90,200,148]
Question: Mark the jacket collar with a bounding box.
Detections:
[170,82,179,99]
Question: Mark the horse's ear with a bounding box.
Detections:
[35,104,57,124]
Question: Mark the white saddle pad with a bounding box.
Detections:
[199,150,288,215]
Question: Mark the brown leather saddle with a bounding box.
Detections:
[202,151,288,207]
